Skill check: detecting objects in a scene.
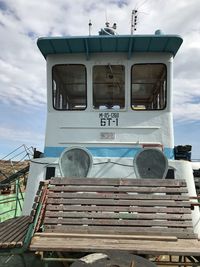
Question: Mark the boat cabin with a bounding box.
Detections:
[23,30,200,237]
[40,31,181,164]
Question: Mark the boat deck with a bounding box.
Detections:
[29,177,200,257]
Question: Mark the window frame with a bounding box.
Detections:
[130,63,167,111]
[52,64,87,111]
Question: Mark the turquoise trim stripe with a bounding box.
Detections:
[164,147,174,159]
[44,146,174,159]
[89,147,139,158]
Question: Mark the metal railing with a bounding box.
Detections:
[0,179,25,222]
[0,145,34,222]
[0,144,33,180]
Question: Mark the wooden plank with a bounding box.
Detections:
[29,176,196,258]
[0,216,30,239]
[49,185,188,193]
[45,211,192,221]
[48,192,189,201]
[50,178,187,187]
[44,225,196,239]
[3,218,30,243]
[42,178,195,246]
[46,204,192,214]
[29,236,200,256]
[9,228,29,248]
[34,232,178,242]
[0,216,29,237]
[1,222,29,248]
[0,180,47,249]
[47,198,191,207]
[0,217,25,235]
[35,186,49,232]
[0,216,31,247]
[0,218,14,228]
[31,182,48,210]
[44,217,193,228]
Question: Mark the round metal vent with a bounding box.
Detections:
[134,148,168,179]
[59,147,92,177]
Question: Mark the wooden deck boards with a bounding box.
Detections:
[43,177,196,239]
[30,234,200,256]
[0,181,48,250]
[29,177,200,256]
[0,216,31,248]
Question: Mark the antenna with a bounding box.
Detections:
[131,9,138,34]
[105,9,111,29]
[88,20,92,36]
[88,19,92,36]
[105,9,108,24]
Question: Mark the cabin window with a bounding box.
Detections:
[131,64,167,110]
[93,65,125,109]
[52,64,87,110]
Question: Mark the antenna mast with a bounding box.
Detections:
[131,9,138,34]
[88,20,92,36]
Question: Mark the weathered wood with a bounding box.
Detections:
[48,192,189,201]
[0,216,30,237]
[49,178,187,187]
[34,232,178,242]
[30,183,47,221]
[29,236,200,256]
[1,223,29,248]
[29,177,197,255]
[0,216,30,244]
[45,211,192,220]
[44,217,192,228]
[0,216,25,235]
[47,198,191,207]
[44,225,195,239]
[0,182,49,249]
[49,185,188,193]
[0,216,31,248]
[46,204,192,214]
[35,185,49,232]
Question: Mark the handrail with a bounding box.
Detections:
[0,145,33,181]
[0,144,33,161]
[1,166,29,185]
[0,145,36,222]
[0,178,24,222]
[0,145,34,222]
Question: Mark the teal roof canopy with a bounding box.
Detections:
[37,34,183,60]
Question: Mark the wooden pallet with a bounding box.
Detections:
[0,181,48,250]
[0,216,31,248]
[30,177,200,256]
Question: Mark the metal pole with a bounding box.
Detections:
[14,179,19,217]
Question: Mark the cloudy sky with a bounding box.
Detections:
[0,0,200,159]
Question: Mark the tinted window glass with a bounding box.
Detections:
[131,64,167,110]
[93,65,125,110]
[52,65,87,110]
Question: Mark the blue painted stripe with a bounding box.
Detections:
[89,147,139,158]
[164,147,174,159]
[44,146,174,159]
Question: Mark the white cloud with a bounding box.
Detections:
[173,77,200,122]
[0,125,44,146]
